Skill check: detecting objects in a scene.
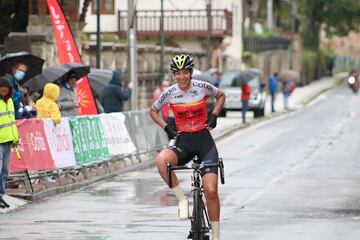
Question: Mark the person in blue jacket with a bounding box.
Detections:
[268,72,278,112]
[101,70,132,113]
[5,62,28,119]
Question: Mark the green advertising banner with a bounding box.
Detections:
[69,117,110,165]
[92,116,109,159]
[68,118,84,165]
[79,117,91,163]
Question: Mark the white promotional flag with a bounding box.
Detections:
[99,113,136,155]
[43,118,76,168]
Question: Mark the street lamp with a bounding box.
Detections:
[128,0,138,110]
[96,0,101,68]
[290,0,297,33]
[205,0,212,69]
[160,0,165,82]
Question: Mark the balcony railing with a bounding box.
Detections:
[244,36,292,53]
[118,9,232,37]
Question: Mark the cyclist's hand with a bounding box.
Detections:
[164,125,178,139]
[207,114,217,130]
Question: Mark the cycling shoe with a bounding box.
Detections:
[178,198,189,220]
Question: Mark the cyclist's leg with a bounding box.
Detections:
[202,173,219,221]
[197,136,220,221]
[203,173,220,240]
[156,141,192,220]
[196,132,220,239]
[156,148,179,186]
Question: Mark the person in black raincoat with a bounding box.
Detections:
[101,70,132,113]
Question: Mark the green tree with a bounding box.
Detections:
[298,0,360,50]
[0,0,28,44]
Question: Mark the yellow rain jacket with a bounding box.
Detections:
[36,83,61,124]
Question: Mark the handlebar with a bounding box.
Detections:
[167,158,225,188]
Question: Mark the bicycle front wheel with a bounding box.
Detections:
[192,188,204,240]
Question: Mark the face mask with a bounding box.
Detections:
[14,71,25,80]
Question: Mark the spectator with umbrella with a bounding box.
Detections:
[24,63,90,117]
[7,62,28,118]
[281,80,296,111]
[36,83,61,125]
[101,70,132,113]
[0,52,45,119]
[279,70,299,111]
[87,68,114,113]
[241,81,252,124]
[88,69,113,101]
[58,71,81,117]
[233,70,255,123]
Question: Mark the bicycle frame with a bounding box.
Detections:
[192,167,211,240]
[167,158,225,240]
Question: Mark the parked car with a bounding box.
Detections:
[219,68,266,117]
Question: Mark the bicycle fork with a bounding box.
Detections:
[189,184,211,239]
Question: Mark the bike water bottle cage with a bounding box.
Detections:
[170,54,194,72]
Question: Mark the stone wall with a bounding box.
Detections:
[257,49,300,83]
[253,34,303,85]
[321,31,360,59]
[4,32,57,67]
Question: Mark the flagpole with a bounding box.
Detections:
[128,0,138,110]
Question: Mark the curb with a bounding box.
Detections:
[9,159,156,203]
[30,160,156,201]
[299,74,345,106]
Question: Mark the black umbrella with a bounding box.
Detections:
[62,63,91,81]
[233,70,258,86]
[192,73,216,86]
[0,51,45,84]
[23,74,48,94]
[24,63,90,93]
[88,68,114,99]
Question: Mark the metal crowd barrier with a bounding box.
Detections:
[7,109,169,196]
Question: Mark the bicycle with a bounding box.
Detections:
[167,158,225,240]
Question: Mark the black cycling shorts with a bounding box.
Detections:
[168,129,219,176]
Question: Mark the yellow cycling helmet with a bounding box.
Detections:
[170,54,194,72]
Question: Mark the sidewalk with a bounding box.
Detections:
[211,73,347,140]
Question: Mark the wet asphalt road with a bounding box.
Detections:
[1,86,360,239]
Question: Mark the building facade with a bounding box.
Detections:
[80,0,243,71]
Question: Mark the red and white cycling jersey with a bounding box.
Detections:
[153,79,219,132]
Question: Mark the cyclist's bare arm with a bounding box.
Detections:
[149,106,167,129]
[211,90,226,116]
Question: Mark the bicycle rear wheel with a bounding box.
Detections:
[192,188,205,240]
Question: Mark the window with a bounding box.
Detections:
[92,0,115,14]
